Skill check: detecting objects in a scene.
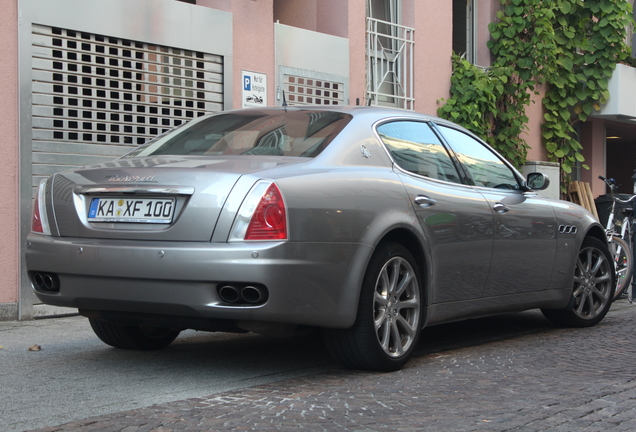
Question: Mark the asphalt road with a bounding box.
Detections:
[2,300,635,432]
[0,316,335,432]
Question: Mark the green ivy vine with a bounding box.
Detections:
[438,0,633,180]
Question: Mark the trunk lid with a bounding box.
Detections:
[48,155,304,241]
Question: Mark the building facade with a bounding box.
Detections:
[1,0,635,320]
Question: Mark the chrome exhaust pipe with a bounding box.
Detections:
[43,274,56,290]
[241,285,267,304]
[218,285,240,303]
[32,272,59,292]
[33,273,45,290]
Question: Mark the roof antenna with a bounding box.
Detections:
[366,94,373,106]
[282,90,288,110]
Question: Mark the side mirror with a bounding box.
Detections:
[526,172,550,191]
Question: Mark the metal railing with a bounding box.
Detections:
[366,17,415,110]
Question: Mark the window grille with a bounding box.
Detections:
[282,74,345,106]
[366,17,414,110]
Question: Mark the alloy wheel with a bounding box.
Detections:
[373,256,421,358]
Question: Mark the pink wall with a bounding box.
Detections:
[229,0,275,109]
[476,0,498,67]
[413,0,453,115]
[581,118,607,198]
[200,0,276,109]
[0,0,19,305]
[526,85,548,161]
[201,0,231,12]
[272,0,348,38]
[317,0,349,38]
[348,0,367,104]
[274,0,318,33]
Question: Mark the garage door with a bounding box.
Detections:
[30,24,225,195]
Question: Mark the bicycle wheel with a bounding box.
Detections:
[609,235,633,299]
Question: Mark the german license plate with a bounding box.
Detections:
[88,197,175,223]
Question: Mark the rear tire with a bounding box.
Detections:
[89,318,180,350]
[542,237,614,327]
[323,242,423,372]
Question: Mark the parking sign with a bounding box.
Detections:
[242,71,267,108]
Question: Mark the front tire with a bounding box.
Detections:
[542,237,614,327]
[89,318,181,350]
[323,242,423,371]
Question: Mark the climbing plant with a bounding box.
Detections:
[438,0,633,178]
[543,0,632,175]
[487,0,558,167]
[436,54,498,147]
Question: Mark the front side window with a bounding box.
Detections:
[124,111,352,158]
[377,121,461,183]
[437,125,520,190]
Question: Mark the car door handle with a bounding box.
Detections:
[414,195,436,208]
[493,202,509,213]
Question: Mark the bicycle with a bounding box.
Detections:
[598,175,635,300]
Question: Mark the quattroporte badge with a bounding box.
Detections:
[107,175,156,182]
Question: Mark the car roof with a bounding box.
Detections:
[214,105,443,122]
[213,104,471,130]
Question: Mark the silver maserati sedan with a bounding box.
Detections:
[26,106,614,371]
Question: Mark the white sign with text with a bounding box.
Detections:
[242,71,267,108]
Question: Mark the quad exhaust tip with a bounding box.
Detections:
[30,272,60,292]
[218,284,268,305]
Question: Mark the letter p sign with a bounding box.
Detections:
[244,75,251,91]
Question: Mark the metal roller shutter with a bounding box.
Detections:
[30,24,224,194]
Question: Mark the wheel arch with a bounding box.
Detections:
[584,224,608,247]
[372,227,430,309]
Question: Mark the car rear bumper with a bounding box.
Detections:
[25,234,372,329]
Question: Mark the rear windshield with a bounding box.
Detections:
[124,110,352,158]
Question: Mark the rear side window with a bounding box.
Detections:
[125,110,352,158]
[437,125,520,190]
[376,121,461,183]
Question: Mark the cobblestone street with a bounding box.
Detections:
[24,301,636,432]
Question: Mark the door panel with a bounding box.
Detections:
[433,123,558,297]
[398,174,494,303]
[477,189,557,296]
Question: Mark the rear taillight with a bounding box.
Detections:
[245,183,287,240]
[31,179,51,235]
[230,181,288,241]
